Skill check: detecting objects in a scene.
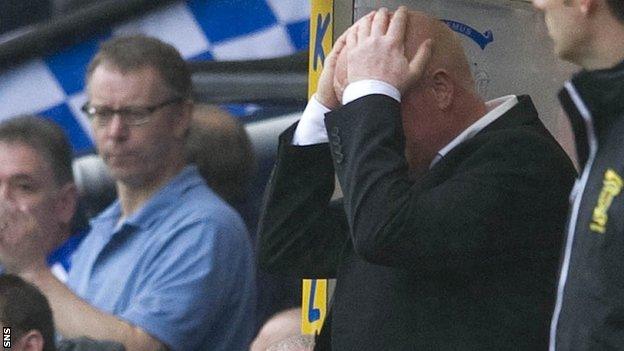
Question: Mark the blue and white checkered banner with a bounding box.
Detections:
[0,0,310,155]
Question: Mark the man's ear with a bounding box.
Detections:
[56,182,78,227]
[18,330,45,351]
[431,69,454,111]
[173,100,194,139]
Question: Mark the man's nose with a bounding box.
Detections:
[105,114,129,139]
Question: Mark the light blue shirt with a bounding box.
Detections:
[67,165,256,351]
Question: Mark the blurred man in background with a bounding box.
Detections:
[0,35,256,351]
[0,116,78,280]
[0,116,125,351]
[531,0,624,349]
[186,104,256,208]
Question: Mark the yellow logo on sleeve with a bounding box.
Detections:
[590,169,623,234]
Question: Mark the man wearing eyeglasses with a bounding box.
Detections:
[0,35,256,351]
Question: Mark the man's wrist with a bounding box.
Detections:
[311,94,332,112]
[292,94,331,145]
[342,79,401,105]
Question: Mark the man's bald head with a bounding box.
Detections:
[334,10,474,100]
[404,12,474,92]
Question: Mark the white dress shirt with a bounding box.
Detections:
[429,94,518,168]
[291,79,400,145]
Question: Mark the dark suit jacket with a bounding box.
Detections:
[258,94,576,350]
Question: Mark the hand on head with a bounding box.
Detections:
[315,29,349,109]
[317,7,434,108]
[344,6,433,92]
[316,6,435,109]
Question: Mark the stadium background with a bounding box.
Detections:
[0,0,310,155]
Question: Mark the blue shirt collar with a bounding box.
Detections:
[92,165,205,235]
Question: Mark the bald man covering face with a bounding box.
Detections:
[258,8,576,350]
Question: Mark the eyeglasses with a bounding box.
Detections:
[81,97,184,126]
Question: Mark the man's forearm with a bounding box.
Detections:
[20,267,166,351]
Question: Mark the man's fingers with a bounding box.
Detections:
[0,202,37,235]
[371,7,390,36]
[332,32,349,101]
[333,76,346,103]
[407,38,433,85]
[0,203,14,227]
[331,30,348,60]
[346,24,358,51]
[323,41,338,70]
[317,28,351,108]
[387,6,408,43]
[321,31,346,77]
[320,40,341,84]
[357,11,372,39]
[347,11,376,50]
[356,10,376,25]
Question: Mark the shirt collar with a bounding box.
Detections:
[92,165,204,233]
[430,95,518,168]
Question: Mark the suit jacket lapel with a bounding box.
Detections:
[425,95,539,181]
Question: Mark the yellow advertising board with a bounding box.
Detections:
[301,278,328,334]
[301,0,334,336]
[307,0,334,99]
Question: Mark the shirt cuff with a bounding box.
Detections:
[342,79,401,105]
[292,94,331,146]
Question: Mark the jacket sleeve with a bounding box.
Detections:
[257,123,349,279]
[324,94,575,274]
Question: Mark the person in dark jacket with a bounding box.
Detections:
[258,8,576,350]
[532,0,624,349]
